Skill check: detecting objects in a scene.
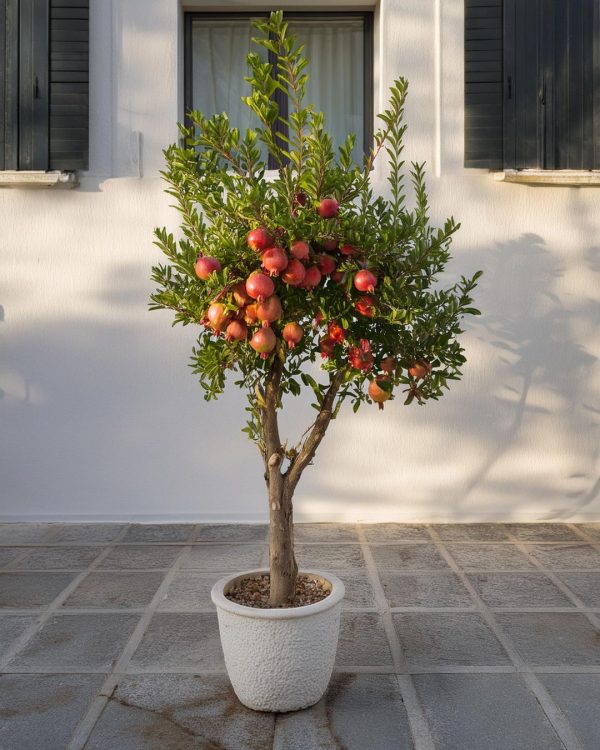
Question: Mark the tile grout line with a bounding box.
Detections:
[426,525,584,750]
[0,524,133,672]
[503,531,600,630]
[356,525,436,750]
[65,523,201,750]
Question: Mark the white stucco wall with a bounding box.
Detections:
[1,0,598,522]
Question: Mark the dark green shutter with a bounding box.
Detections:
[0,0,88,171]
[49,0,89,170]
[464,0,504,168]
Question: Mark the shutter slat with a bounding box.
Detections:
[49,0,89,170]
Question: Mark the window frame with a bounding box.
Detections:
[183,10,374,169]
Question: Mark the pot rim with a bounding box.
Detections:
[211,568,345,620]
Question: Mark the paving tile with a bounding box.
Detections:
[158,571,221,611]
[293,523,359,542]
[540,674,600,750]
[334,570,377,609]
[0,548,25,567]
[468,573,573,608]
[129,613,224,671]
[97,545,181,570]
[495,612,600,665]
[431,523,510,541]
[336,612,392,667]
[370,543,449,571]
[194,524,268,543]
[0,572,77,608]
[8,546,103,570]
[557,573,600,606]
[273,674,412,750]
[84,674,274,750]
[121,524,193,543]
[0,614,38,660]
[413,673,565,750]
[50,523,125,544]
[183,544,265,571]
[393,613,511,668]
[295,544,366,570]
[61,572,165,609]
[0,674,105,750]
[6,613,139,671]
[524,543,600,570]
[505,523,582,541]
[0,523,56,544]
[577,523,600,542]
[362,523,430,541]
[381,572,473,608]
[444,543,535,571]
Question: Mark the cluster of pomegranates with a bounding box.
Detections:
[194,197,431,408]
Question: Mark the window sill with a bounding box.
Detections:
[492,169,600,186]
[0,171,79,189]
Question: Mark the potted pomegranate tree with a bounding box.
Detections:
[151,11,480,712]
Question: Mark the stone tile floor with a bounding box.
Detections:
[1,523,600,748]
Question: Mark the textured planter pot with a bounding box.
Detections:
[211,568,345,712]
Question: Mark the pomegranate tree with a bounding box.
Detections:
[151,12,481,606]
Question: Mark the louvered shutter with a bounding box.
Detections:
[464,0,504,168]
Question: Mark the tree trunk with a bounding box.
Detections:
[268,477,298,606]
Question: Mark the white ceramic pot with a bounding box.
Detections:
[211,568,345,712]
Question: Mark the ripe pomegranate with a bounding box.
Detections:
[283,322,303,349]
[331,271,345,284]
[339,244,356,257]
[322,239,338,252]
[250,327,277,358]
[302,266,322,289]
[290,240,310,261]
[327,321,346,343]
[318,197,339,219]
[232,281,252,307]
[354,269,378,293]
[317,254,336,276]
[206,302,230,334]
[247,227,273,253]
[194,256,221,280]
[256,295,283,327]
[246,271,274,302]
[381,356,397,375]
[408,360,432,379]
[355,295,375,317]
[319,336,337,358]
[261,246,289,276]
[244,303,258,326]
[348,339,374,371]
[369,375,392,410]
[281,258,306,287]
[225,319,248,341]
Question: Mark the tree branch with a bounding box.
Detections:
[285,371,344,490]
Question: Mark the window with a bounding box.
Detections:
[184,12,373,166]
[0,0,89,173]
[464,0,600,170]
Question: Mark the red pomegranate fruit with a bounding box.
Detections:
[246,272,275,302]
[225,319,248,341]
[327,321,346,343]
[206,302,230,334]
[261,246,289,277]
[256,295,283,327]
[408,360,432,379]
[194,256,221,280]
[244,303,259,326]
[247,227,273,253]
[281,259,306,287]
[319,336,337,359]
[369,375,392,410]
[317,254,336,276]
[348,339,374,371]
[250,327,277,358]
[318,197,339,219]
[381,356,397,375]
[322,239,338,252]
[282,322,303,349]
[355,295,375,317]
[302,266,322,289]
[354,269,378,293]
[331,271,345,284]
[232,281,252,307]
[339,244,357,257]
[290,240,310,261]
